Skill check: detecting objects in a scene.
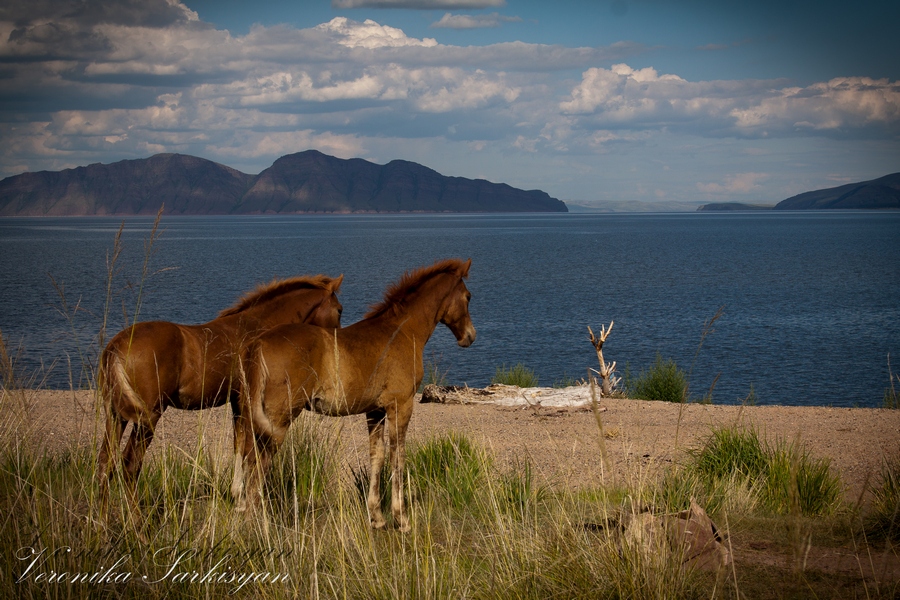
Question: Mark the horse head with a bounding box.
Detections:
[308,274,344,328]
[439,259,476,347]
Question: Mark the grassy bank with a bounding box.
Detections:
[1,387,898,599]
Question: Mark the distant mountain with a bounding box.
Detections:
[566,200,705,213]
[0,150,566,216]
[774,173,900,210]
[697,202,774,212]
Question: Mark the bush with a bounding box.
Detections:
[627,353,687,402]
[491,363,539,388]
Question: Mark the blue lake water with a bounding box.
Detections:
[0,212,898,407]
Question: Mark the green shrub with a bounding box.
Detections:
[407,432,488,509]
[627,353,687,402]
[491,363,539,388]
[678,426,842,517]
[762,443,842,516]
[690,426,768,482]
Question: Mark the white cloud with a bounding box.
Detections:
[561,65,900,138]
[729,77,900,133]
[315,17,437,48]
[431,12,522,29]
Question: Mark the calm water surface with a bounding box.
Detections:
[0,212,898,407]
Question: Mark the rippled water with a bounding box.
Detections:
[1,212,898,407]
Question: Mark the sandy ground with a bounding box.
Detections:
[5,385,899,505]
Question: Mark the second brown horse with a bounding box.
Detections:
[98,274,343,516]
[234,258,475,531]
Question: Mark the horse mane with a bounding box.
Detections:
[364,258,470,319]
[219,274,341,317]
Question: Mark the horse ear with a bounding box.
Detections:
[460,258,472,278]
[330,274,344,293]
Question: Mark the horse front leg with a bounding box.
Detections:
[386,399,413,532]
[365,409,387,529]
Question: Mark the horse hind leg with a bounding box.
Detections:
[365,409,388,529]
[237,432,279,513]
[120,414,159,538]
[97,412,127,517]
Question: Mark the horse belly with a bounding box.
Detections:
[174,333,236,409]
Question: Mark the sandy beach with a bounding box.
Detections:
[6,386,899,505]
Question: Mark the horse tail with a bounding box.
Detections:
[97,346,133,490]
[233,340,276,510]
[246,341,276,447]
[107,348,145,422]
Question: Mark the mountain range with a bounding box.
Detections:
[0,151,567,216]
[699,173,900,211]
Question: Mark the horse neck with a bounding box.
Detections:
[218,290,323,332]
[374,275,453,347]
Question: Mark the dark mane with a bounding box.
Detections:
[219,275,337,317]
[364,258,470,319]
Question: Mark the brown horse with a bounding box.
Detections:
[234,258,475,531]
[98,274,343,515]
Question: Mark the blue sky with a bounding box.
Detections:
[1,0,898,206]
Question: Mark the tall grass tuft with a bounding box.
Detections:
[263,415,338,516]
[884,354,899,409]
[627,353,688,403]
[498,457,548,517]
[491,362,539,387]
[868,458,900,542]
[680,425,842,517]
[418,352,450,391]
[407,432,488,509]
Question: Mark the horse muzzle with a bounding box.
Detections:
[457,326,476,347]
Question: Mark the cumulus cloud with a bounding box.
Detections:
[729,76,900,134]
[561,64,900,137]
[430,12,522,29]
[315,17,437,48]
